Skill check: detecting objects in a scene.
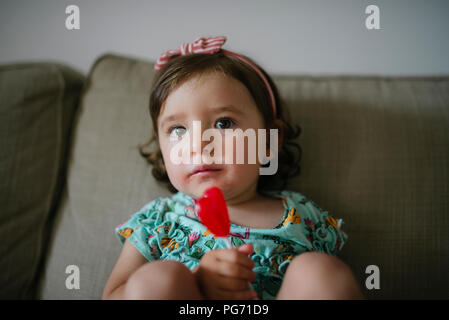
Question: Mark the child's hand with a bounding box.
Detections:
[192,244,258,300]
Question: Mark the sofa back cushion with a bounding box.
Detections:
[0,63,84,298]
[39,55,173,299]
[278,74,449,299]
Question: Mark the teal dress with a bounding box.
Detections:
[115,190,348,299]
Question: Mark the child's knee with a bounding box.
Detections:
[289,252,349,276]
[125,260,193,299]
[285,252,363,299]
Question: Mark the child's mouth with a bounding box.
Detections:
[190,165,222,177]
[191,169,222,176]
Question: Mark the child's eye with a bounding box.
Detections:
[168,126,186,139]
[215,118,235,129]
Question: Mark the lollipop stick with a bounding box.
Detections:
[224,237,233,249]
[224,236,257,297]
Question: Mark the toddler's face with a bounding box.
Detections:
[157,72,267,203]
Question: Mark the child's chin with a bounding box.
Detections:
[192,183,224,196]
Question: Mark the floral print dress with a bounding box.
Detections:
[115,190,348,299]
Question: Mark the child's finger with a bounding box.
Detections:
[216,248,255,269]
[216,260,257,281]
[236,243,254,255]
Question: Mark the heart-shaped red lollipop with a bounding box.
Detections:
[196,187,230,237]
[196,186,258,296]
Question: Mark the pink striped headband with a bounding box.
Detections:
[154,36,277,118]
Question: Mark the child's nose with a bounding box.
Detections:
[190,125,218,161]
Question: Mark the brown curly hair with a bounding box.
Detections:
[139,52,302,194]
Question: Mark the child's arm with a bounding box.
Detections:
[102,239,148,299]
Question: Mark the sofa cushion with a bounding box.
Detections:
[0,63,84,298]
[276,75,449,298]
[39,54,173,299]
[40,53,449,299]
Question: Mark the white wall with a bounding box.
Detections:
[1,0,448,76]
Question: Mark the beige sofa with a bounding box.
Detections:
[1,54,448,299]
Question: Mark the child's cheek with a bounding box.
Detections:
[164,162,185,190]
[222,132,258,165]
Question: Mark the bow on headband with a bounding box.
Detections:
[154,36,277,117]
[155,36,226,71]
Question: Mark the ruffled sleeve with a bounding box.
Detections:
[115,198,166,262]
[289,192,348,256]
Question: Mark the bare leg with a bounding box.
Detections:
[276,252,364,300]
[123,260,204,300]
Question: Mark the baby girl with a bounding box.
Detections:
[102,36,363,300]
